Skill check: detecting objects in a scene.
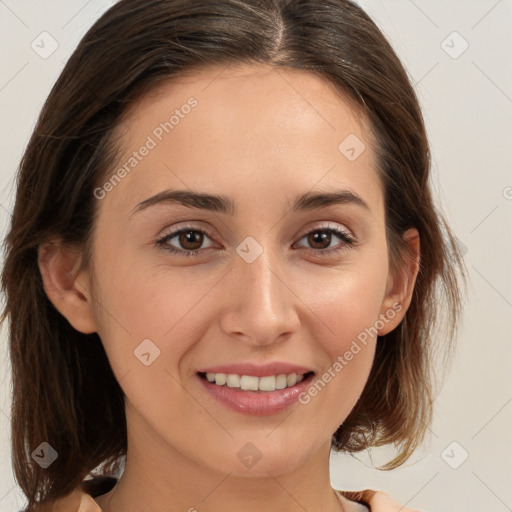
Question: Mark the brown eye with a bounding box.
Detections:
[156,227,216,256]
[295,227,356,256]
[178,230,204,251]
[307,231,333,250]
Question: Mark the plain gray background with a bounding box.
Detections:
[0,1,511,511]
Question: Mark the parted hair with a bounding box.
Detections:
[1,0,467,509]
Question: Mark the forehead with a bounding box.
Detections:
[101,63,382,217]
[123,63,368,135]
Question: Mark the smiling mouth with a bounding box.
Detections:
[197,371,315,392]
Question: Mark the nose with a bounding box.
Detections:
[218,244,301,347]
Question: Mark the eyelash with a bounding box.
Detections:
[155,224,357,258]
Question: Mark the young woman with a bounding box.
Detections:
[1,1,466,511]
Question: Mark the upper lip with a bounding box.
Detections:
[197,362,314,378]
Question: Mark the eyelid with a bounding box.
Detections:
[295,221,354,240]
[157,221,353,243]
[158,222,217,241]
[156,223,219,251]
[155,221,357,256]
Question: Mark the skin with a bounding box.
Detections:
[38,63,420,512]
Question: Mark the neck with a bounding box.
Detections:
[96,410,346,512]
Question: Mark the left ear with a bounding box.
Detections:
[377,228,420,336]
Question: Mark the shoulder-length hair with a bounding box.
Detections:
[1,0,467,508]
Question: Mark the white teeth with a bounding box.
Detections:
[258,376,276,391]
[215,374,226,386]
[287,373,297,387]
[226,374,241,388]
[240,375,259,391]
[275,374,287,389]
[202,371,309,391]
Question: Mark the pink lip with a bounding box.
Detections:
[197,371,315,416]
[196,361,312,377]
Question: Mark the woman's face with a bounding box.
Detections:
[83,63,410,477]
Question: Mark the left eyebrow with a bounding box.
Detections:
[291,189,370,213]
[130,188,370,217]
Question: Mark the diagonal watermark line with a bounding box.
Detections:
[0,406,10,421]
[0,62,29,92]
[200,63,231,93]
[164,368,234,438]
[268,431,354,508]
[266,472,308,511]
[471,265,512,308]
[419,415,439,439]
[472,471,512,511]
[266,265,336,335]
[0,484,16,504]
[265,410,293,438]
[471,0,503,29]
[472,397,512,439]
[472,61,512,104]
[117,369,132,384]
[413,61,439,89]
[407,0,439,28]
[0,180,42,228]
[163,163,234,238]
[199,470,234,503]
[0,201,11,217]
[163,163,190,188]
[426,425,439,439]
[400,472,439,511]
[0,0,29,28]
[77,282,132,336]
[266,164,337,235]
[163,267,234,337]
[470,204,499,233]
[61,0,93,29]
[273,67,336,131]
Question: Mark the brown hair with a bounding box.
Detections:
[1,0,467,508]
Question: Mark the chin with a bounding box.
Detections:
[212,438,318,478]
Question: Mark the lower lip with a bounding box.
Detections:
[197,373,314,416]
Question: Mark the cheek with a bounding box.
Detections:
[305,254,389,348]
[298,287,381,433]
[88,247,222,391]
[299,256,388,416]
